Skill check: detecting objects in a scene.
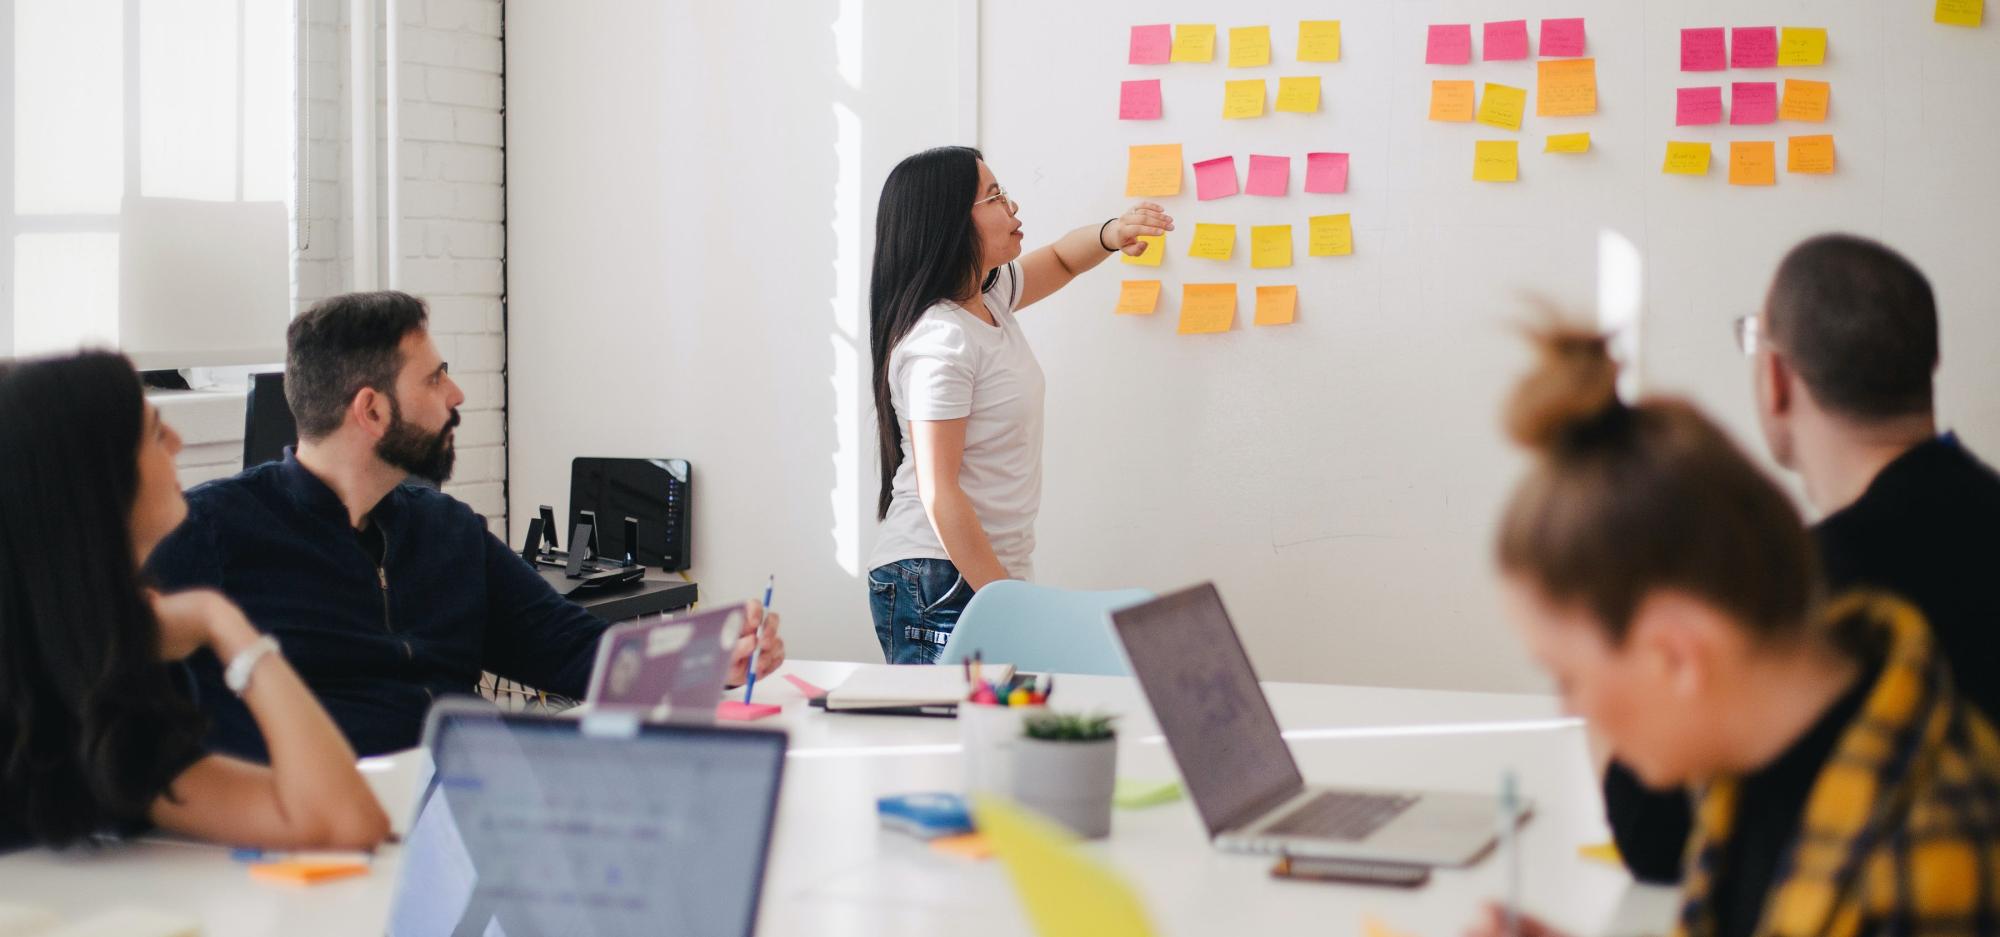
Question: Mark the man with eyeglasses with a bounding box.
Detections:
[1602,233,2000,884]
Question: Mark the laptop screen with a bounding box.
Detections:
[388,708,786,937]
[1110,583,1305,836]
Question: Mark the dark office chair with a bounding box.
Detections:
[242,371,298,469]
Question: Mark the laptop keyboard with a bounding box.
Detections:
[1264,791,1421,841]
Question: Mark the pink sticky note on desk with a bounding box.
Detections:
[784,674,828,699]
[1540,18,1586,57]
[1730,82,1777,124]
[1483,20,1530,61]
[1731,27,1777,68]
[717,700,782,721]
[1119,79,1162,120]
[1676,86,1723,125]
[1193,155,1239,200]
[1245,154,1290,196]
[1129,24,1171,65]
[1681,28,1726,71]
[1425,24,1472,64]
[1304,152,1349,194]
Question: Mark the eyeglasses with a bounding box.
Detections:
[1732,314,1763,356]
[974,186,1018,215]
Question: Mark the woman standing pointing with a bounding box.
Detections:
[866,146,1172,664]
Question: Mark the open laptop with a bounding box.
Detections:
[583,603,747,722]
[1110,583,1515,866]
[387,701,787,937]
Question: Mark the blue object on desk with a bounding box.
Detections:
[877,792,975,840]
[938,582,1151,677]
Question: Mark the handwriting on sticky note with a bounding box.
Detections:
[1172,24,1216,63]
[1178,284,1236,335]
[1729,141,1776,186]
[1125,144,1182,197]
[1298,20,1341,62]
[1484,20,1530,61]
[1537,59,1598,116]
[1276,76,1321,113]
[1223,79,1266,119]
[1681,28,1726,71]
[1188,223,1236,260]
[1304,152,1349,193]
[1246,154,1290,196]
[1787,135,1835,174]
[1936,0,1984,26]
[1308,214,1353,256]
[1129,24,1172,65]
[1663,141,1712,175]
[1430,80,1476,121]
[1254,285,1297,326]
[1119,80,1162,120]
[1777,27,1826,66]
[1193,156,1238,201]
[1545,132,1591,153]
[1780,79,1829,122]
[1122,235,1165,267]
[1730,82,1778,125]
[1115,280,1162,315]
[1676,86,1722,126]
[1426,24,1472,65]
[1732,27,1778,67]
[1540,18,1586,57]
[1477,83,1527,131]
[1473,140,1519,182]
[1229,26,1271,68]
[1251,225,1292,269]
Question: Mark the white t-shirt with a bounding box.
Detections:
[869,262,1045,581]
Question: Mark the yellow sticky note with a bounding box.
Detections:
[1537,59,1598,116]
[1777,27,1827,66]
[1254,285,1297,326]
[1474,140,1519,182]
[1121,235,1165,267]
[1545,132,1591,153]
[1780,79,1830,122]
[1298,20,1342,62]
[1275,76,1321,113]
[1188,223,1236,260]
[1578,842,1623,866]
[1787,134,1836,174]
[1171,24,1216,63]
[1307,214,1353,257]
[1223,80,1266,119]
[1228,26,1271,68]
[1429,80,1476,121]
[972,796,1159,937]
[1476,83,1528,132]
[1250,225,1292,269]
[1663,141,1713,175]
[1363,916,1422,937]
[1115,280,1162,314]
[1124,144,1183,198]
[1730,141,1777,186]
[1937,0,1984,26]
[1178,284,1237,335]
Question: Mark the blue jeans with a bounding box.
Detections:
[869,558,973,664]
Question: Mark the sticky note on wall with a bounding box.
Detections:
[1663,142,1712,175]
[1129,25,1172,65]
[1473,141,1519,182]
[1476,83,1528,131]
[1680,28,1726,71]
[1223,80,1267,119]
[1115,280,1162,315]
[1430,80,1476,121]
[1119,80,1162,120]
[1250,225,1293,269]
[1172,24,1216,62]
[1777,27,1826,65]
[1229,26,1272,67]
[1308,214,1354,256]
[1122,235,1165,267]
[1426,24,1472,65]
[1676,87,1723,126]
[1936,0,1984,26]
[1787,135,1835,174]
[1188,223,1236,260]
[1297,21,1341,62]
[1193,156,1239,200]
[1484,20,1530,61]
[1125,144,1183,197]
[1545,132,1591,153]
[1730,82,1778,125]
[1304,152,1349,193]
[1178,284,1236,334]
[1732,27,1778,67]
[1539,18,1586,56]
[1246,155,1290,196]
[1729,141,1776,186]
[1275,76,1321,113]
[1254,286,1298,326]
[1780,80,1830,121]
[1536,59,1598,116]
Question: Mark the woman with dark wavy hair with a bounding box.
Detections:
[0,351,388,851]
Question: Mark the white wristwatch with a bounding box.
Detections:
[224,635,282,696]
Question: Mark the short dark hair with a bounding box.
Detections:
[285,291,429,439]
[1765,234,1938,421]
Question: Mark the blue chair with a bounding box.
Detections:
[937,581,1152,676]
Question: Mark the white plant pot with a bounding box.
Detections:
[1010,736,1117,839]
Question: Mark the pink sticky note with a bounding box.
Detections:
[1246,154,1290,196]
[1731,27,1778,68]
[1304,152,1349,194]
[1540,18,1587,57]
[1680,27,1726,71]
[1193,155,1239,201]
[1676,86,1723,125]
[717,700,782,721]
[1119,79,1162,120]
[1426,24,1472,65]
[1730,82,1778,125]
[1129,24,1172,65]
[784,674,828,699]
[1483,20,1530,60]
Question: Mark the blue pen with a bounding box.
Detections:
[744,575,774,704]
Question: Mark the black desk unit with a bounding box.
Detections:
[540,567,699,621]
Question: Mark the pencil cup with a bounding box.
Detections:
[1010,736,1117,839]
[959,702,1040,796]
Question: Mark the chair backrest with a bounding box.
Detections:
[938,581,1151,676]
[242,371,297,469]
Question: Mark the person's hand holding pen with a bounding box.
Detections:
[726,599,786,688]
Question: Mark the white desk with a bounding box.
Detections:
[0,661,1677,936]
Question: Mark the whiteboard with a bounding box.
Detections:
[979,0,2000,691]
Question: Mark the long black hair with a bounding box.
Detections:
[870,145,989,520]
[0,352,206,846]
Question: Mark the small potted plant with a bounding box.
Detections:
[1010,711,1118,838]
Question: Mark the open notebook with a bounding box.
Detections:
[822,664,1016,712]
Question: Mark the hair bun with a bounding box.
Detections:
[1505,322,1623,452]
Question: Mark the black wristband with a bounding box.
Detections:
[1098,217,1119,252]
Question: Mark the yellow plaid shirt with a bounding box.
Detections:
[1677,593,2000,937]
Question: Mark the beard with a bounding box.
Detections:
[376,394,459,486]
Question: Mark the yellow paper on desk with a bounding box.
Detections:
[1297,20,1341,62]
[973,796,1159,937]
[1121,234,1165,267]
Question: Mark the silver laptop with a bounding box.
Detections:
[1110,582,1516,866]
[583,602,747,722]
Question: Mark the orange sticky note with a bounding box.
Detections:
[1936,0,1984,26]
[1171,24,1216,63]
[1779,79,1829,122]
[1363,916,1423,937]
[249,860,371,885]
[1178,284,1236,335]
[1729,141,1777,186]
[1473,140,1519,182]
[931,833,995,861]
[1429,80,1476,121]
[1476,83,1528,131]
[1663,141,1712,175]
[1536,59,1598,117]
[1125,144,1182,198]
[1254,285,1297,326]
[1787,134,1836,174]
[1297,20,1342,62]
[1115,280,1162,315]
[1307,214,1353,257]
[1122,235,1165,267]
